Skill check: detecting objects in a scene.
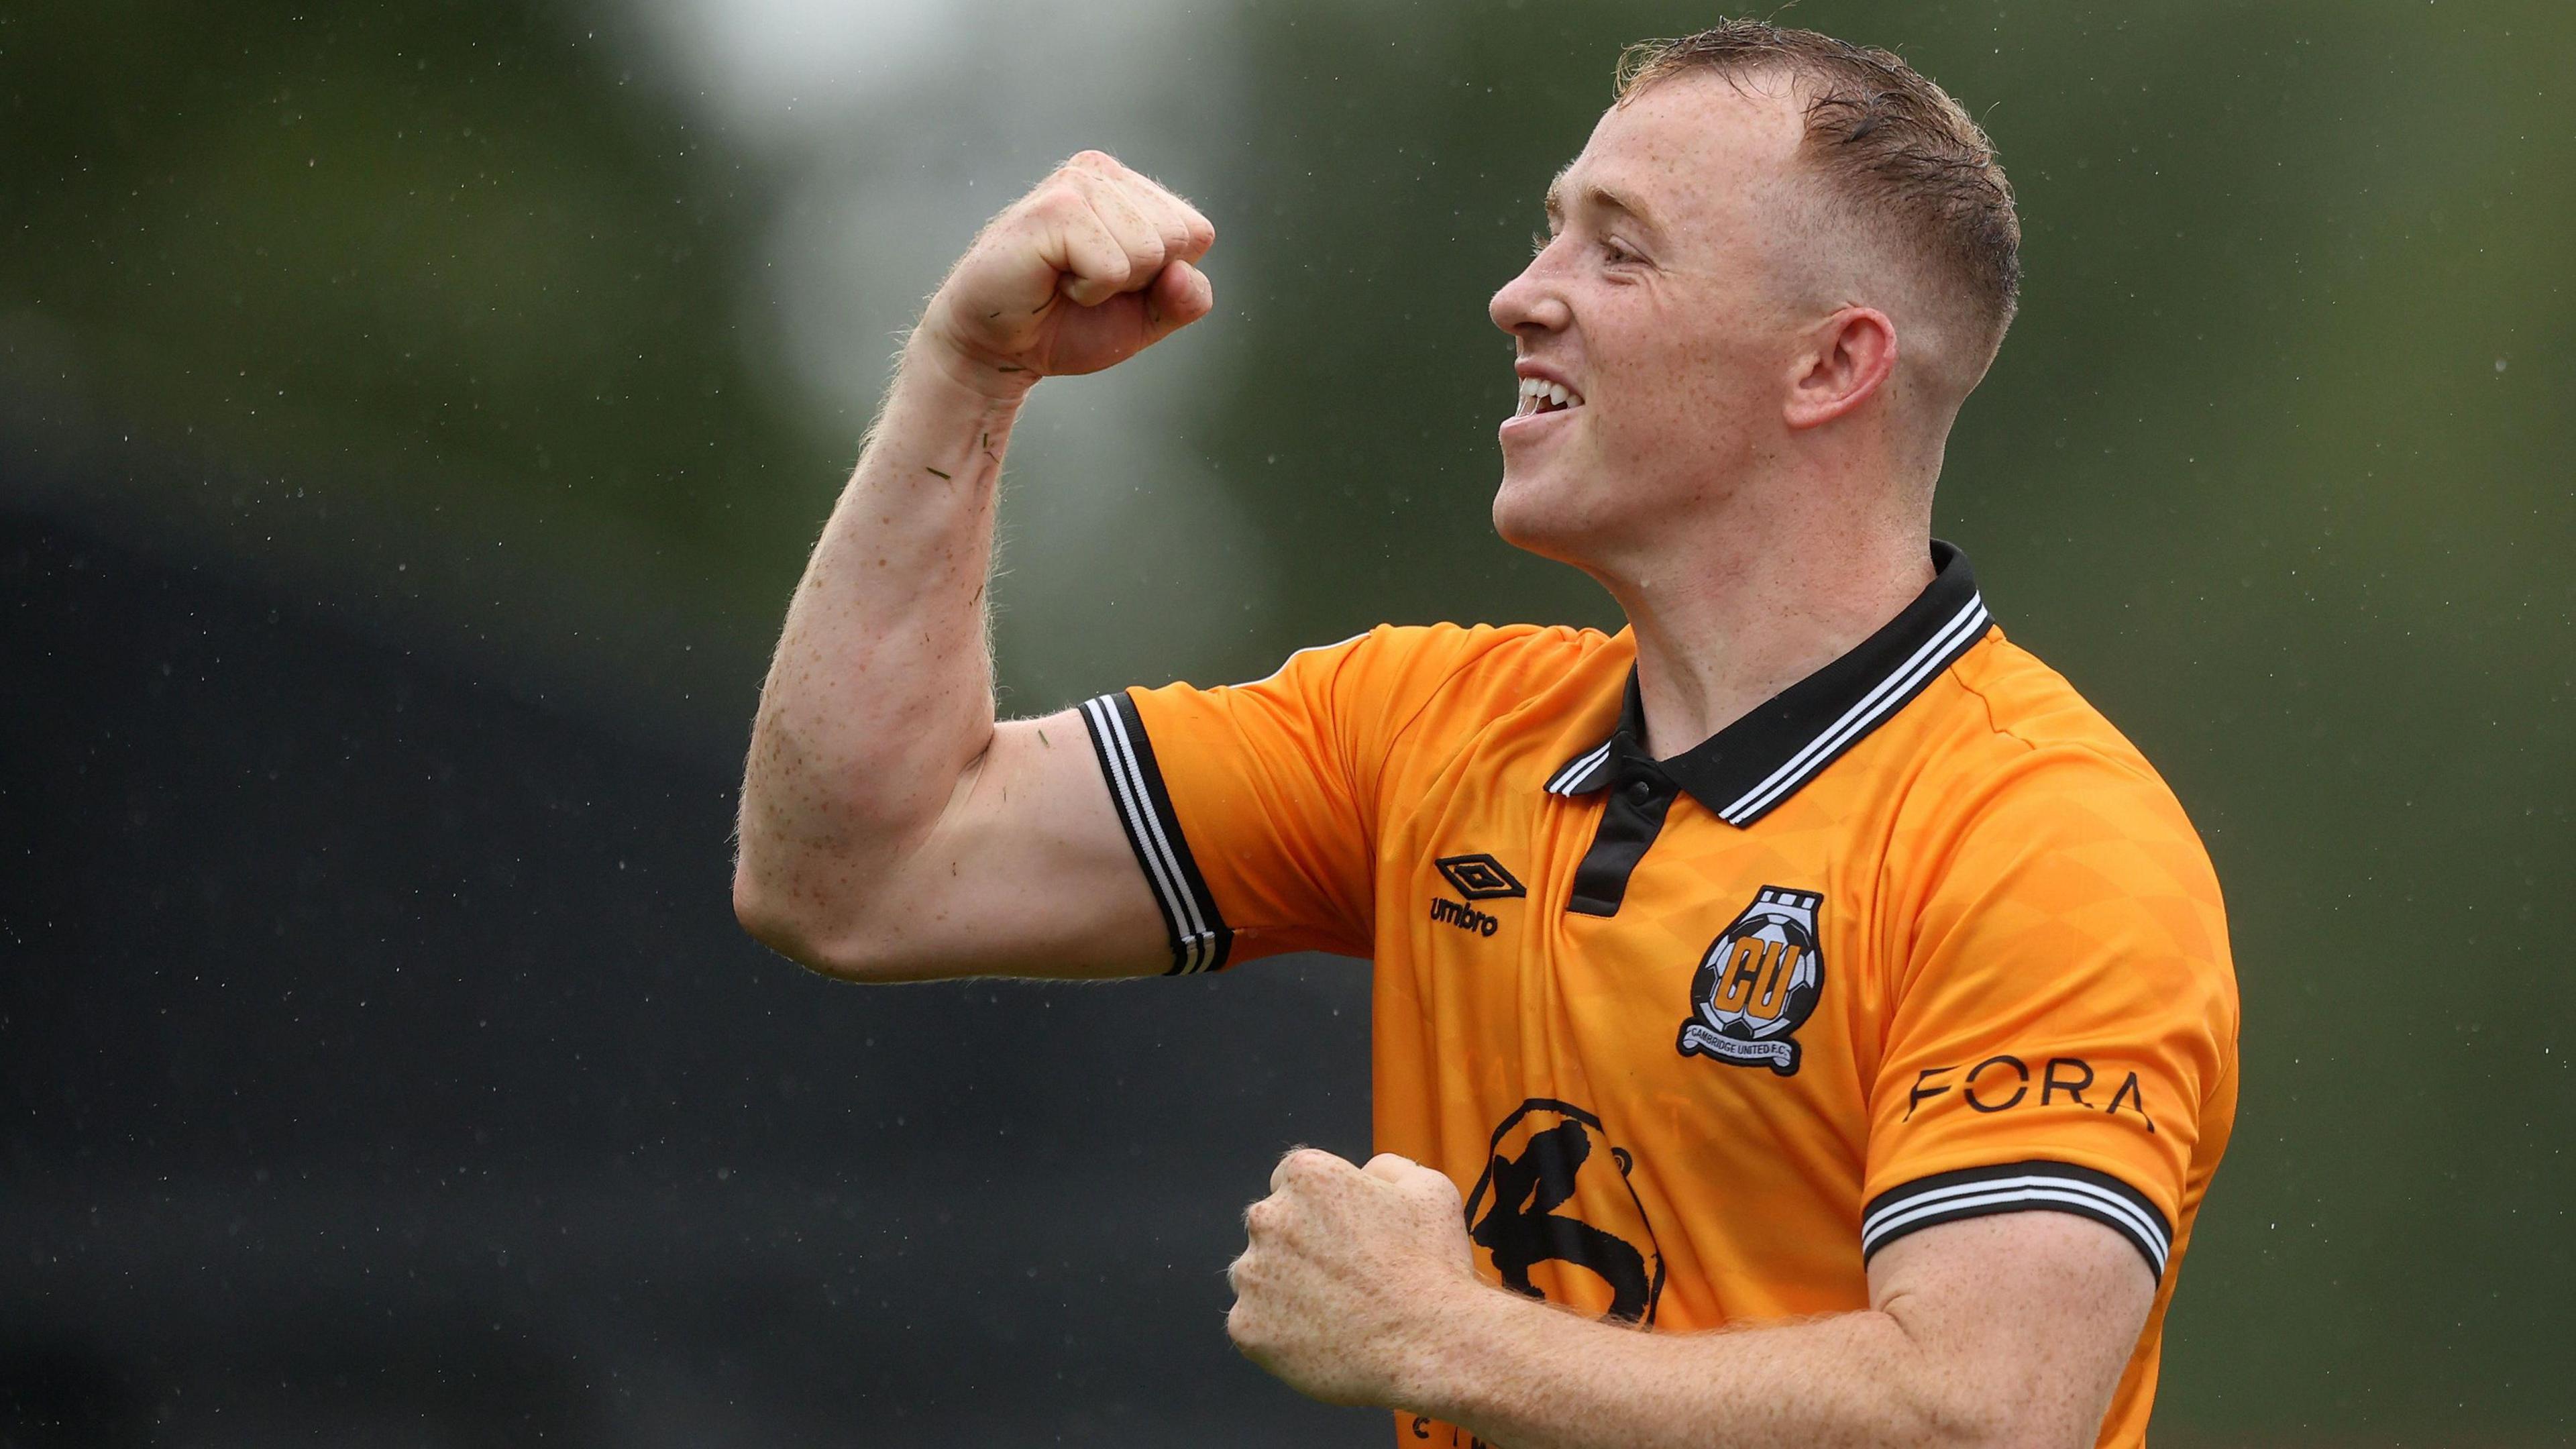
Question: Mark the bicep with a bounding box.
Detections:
[1868,1211,2155,1449]
[841,709,1171,980]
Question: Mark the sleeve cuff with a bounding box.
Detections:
[1080,691,1233,975]
[1862,1159,2173,1279]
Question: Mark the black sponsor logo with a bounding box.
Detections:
[1462,1099,1664,1326]
[1901,1055,2158,1133]
[1436,853,1526,901]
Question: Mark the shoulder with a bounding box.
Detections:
[1899,636,2239,1030]
[1954,637,2145,751]
[1928,635,2194,822]
[1269,621,1617,718]
[1905,633,2226,916]
[1144,622,1621,772]
[1336,620,1610,677]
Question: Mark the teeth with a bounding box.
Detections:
[1515,377,1585,415]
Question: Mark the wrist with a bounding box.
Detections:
[1391,1273,1532,1425]
[904,320,1042,407]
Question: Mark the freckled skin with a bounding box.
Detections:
[1489,72,1969,754]
[1230,1152,2151,1449]
[1490,77,1810,564]
[732,152,1216,982]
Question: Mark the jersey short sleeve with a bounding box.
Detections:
[1079,624,1521,973]
[1862,745,2238,1279]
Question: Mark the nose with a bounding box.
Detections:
[1490,241,1572,338]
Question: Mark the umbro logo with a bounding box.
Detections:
[1430,898,1501,936]
[1436,854,1527,901]
[1430,854,1524,939]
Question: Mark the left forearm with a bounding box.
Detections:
[1224,1151,2140,1449]
[1405,1289,1980,1449]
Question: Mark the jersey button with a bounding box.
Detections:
[1626,778,1656,802]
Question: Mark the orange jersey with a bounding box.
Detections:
[1077,543,2238,1448]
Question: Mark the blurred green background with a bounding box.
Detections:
[7,0,2569,1442]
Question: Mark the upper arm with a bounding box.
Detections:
[1864,747,2236,1277]
[1102,625,1523,965]
[900,664,1387,978]
[733,694,1173,980]
[1855,746,2235,1444]
[751,626,1475,981]
[809,706,1177,981]
[745,625,1507,981]
[1867,1210,2155,1449]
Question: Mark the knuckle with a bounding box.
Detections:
[1024,184,1085,223]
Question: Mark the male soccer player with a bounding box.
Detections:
[733,21,2236,1449]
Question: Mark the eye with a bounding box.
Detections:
[1601,237,1641,265]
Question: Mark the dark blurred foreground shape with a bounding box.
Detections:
[1,502,1379,1446]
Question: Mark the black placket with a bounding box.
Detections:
[1566,756,1679,918]
[1542,541,1995,918]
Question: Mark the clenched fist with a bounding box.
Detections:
[915,150,1217,399]
[1226,1148,1481,1407]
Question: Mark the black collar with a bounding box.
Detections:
[1544,541,1992,827]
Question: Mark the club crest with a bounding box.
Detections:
[1677,885,1825,1076]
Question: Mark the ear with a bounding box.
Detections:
[1784,306,1897,430]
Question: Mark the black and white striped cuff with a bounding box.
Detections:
[1079,692,1232,975]
[1862,1160,2172,1279]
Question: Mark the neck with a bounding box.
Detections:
[1601,500,1933,760]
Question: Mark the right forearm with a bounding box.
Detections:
[739,336,1028,878]
[732,150,1216,966]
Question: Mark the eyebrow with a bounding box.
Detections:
[1541,168,1662,238]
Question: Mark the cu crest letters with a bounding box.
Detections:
[1678,885,1826,1077]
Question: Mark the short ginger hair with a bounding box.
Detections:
[1617,21,2021,378]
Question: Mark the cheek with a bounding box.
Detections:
[1597,322,1764,449]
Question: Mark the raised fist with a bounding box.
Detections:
[916,150,1217,397]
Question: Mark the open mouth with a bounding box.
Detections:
[1515,376,1585,418]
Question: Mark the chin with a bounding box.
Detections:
[1491,467,1603,568]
